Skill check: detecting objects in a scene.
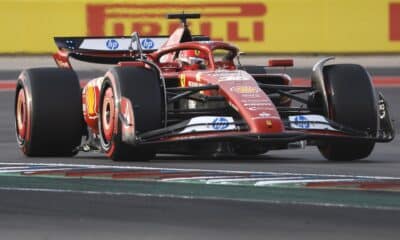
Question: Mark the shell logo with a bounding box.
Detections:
[230,86,260,94]
[86,86,97,116]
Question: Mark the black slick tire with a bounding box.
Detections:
[15,68,83,156]
[318,64,377,161]
[99,66,164,161]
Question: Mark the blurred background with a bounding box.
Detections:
[0,0,399,54]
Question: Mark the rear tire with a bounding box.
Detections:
[15,68,83,156]
[317,64,377,161]
[99,66,164,161]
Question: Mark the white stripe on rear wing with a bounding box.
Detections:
[55,35,209,53]
[79,37,169,51]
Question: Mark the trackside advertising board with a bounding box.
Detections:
[1,0,400,53]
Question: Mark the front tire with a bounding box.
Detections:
[99,66,164,161]
[15,68,83,156]
[317,64,377,161]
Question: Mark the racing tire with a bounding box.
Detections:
[15,68,83,156]
[99,66,164,161]
[317,64,377,161]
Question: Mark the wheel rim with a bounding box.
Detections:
[16,89,27,141]
[101,87,115,144]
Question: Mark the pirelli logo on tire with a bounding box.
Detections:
[86,3,267,43]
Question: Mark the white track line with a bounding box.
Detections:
[0,162,399,180]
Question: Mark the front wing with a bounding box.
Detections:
[133,115,394,147]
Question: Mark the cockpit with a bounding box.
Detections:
[151,41,239,72]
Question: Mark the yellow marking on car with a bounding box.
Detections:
[86,86,96,116]
[180,74,186,87]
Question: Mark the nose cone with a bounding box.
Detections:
[206,70,284,133]
[226,85,284,133]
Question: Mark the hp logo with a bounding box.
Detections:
[212,117,229,130]
[106,39,119,50]
[294,115,310,129]
[141,38,155,50]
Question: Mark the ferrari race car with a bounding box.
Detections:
[15,13,394,161]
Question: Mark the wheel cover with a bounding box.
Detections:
[101,87,115,143]
[16,89,27,141]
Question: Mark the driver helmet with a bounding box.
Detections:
[178,49,208,66]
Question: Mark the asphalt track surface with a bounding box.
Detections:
[0,57,400,239]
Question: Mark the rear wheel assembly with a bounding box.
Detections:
[15,68,83,156]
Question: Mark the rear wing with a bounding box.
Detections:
[53,35,168,66]
[53,35,210,66]
[55,36,169,53]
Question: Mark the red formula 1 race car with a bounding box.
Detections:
[15,13,394,161]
